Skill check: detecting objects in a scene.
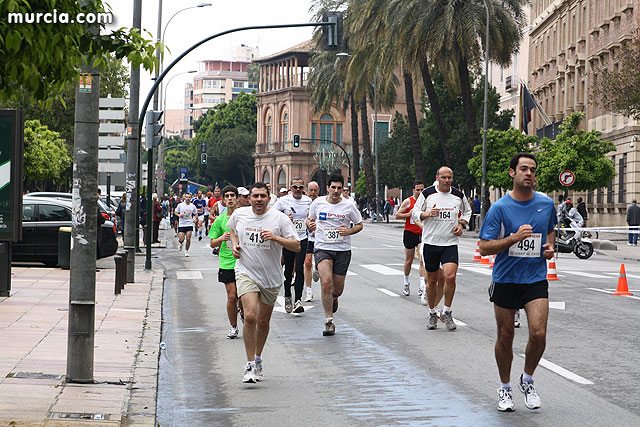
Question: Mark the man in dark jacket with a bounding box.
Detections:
[576,197,588,227]
[626,200,640,245]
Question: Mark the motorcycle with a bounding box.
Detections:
[556,222,594,259]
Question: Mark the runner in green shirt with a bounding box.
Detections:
[208,185,242,339]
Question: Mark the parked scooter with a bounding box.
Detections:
[556,223,594,259]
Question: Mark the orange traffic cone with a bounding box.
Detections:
[480,255,490,265]
[489,254,495,268]
[547,256,559,281]
[472,240,482,262]
[613,264,633,296]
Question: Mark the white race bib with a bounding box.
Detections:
[322,227,344,243]
[435,207,456,223]
[242,227,270,249]
[293,219,307,233]
[226,240,233,250]
[508,233,541,258]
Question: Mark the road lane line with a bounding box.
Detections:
[453,319,467,327]
[459,266,493,276]
[377,288,400,297]
[361,264,404,275]
[562,271,608,278]
[587,288,612,295]
[346,271,358,276]
[549,302,565,310]
[176,271,203,280]
[605,272,640,279]
[518,354,594,384]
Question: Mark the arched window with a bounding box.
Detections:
[263,169,270,184]
[311,112,343,146]
[277,169,286,187]
[281,112,289,145]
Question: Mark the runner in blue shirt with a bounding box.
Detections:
[192,190,208,241]
[479,153,556,413]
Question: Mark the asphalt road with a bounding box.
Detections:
[155,223,640,426]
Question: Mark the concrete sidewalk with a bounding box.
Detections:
[0,258,163,426]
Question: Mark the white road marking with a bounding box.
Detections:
[562,271,608,278]
[452,319,467,326]
[588,288,639,299]
[459,266,493,276]
[361,264,404,275]
[347,271,358,276]
[605,272,640,279]
[549,302,565,310]
[274,296,316,313]
[176,271,203,280]
[518,354,594,385]
[377,288,400,297]
[382,244,397,248]
[409,264,463,275]
[588,288,612,295]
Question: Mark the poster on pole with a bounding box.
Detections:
[0,110,24,242]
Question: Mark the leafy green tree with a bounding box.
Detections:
[467,127,537,191]
[379,113,415,190]
[355,170,367,197]
[592,36,640,119]
[536,112,615,193]
[163,136,194,185]
[0,0,158,103]
[23,120,72,191]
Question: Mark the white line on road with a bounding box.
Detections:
[347,271,358,276]
[588,288,612,295]
[588,288,640,299]
[377,288,400,297]
[518,354,594,385]
[459,266,493,276]
[605,272,640,279]
[562,271,608,278]
[176,271,203,280]
[361,264,404,275]
[453,319,467,327]
[549,302,565,310]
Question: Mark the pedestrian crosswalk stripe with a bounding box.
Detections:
[519,354,593,384]
[361,264,404,275]
[377,288,400,297]
[347,271,358,276]
[176,271,203,280]
[562,271,608,278]
[605,272,640,279]
[458,266,492,276]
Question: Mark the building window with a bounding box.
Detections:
[233,80,246,88]
[202,95,224,104]
[281,112,289,144]
[597,187,603,204]
[278,169,286,187]
[312,113,345,149]
[203,79,224,89]
[266,115,272,151]
[263,169,270,184]
[587,189,593,204]
[607,157,614,203]
[619,154,626,203]
[336,124,342,145]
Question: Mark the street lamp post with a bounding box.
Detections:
[374,69,379,222]
[480,0,490,227]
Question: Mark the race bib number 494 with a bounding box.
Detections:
[508,233,541,258]
[323,227,343,243]
[243,227,271,249]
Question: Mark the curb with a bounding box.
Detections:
[122,268,164,426]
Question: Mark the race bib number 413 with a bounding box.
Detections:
[243,227,271,249]
[508,233,541,258]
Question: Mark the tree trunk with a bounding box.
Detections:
[359,98,375,199]
[349,92,360,187]
[458,56,481,150]
[403,71,426,182]
[420,60,451,165]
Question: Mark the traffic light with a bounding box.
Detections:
[145,110,163,149]
[201,142,207,153]
[322,11,344,51]
[201,153,207,164]
[293,134,300,148]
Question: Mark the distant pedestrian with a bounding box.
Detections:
[576,197,588,228]
[152,193,162,244]
[626,199,640,246]
[116,194,126,237]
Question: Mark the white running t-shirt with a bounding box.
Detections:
[227,206,298,288]
[308,196,363,251]
[272,194,312,240]
[175,202,198,228]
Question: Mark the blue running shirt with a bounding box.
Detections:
[479,192,557,284]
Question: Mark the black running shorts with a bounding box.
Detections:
[489,280,549,310]
[178,226,193,234]
[423,244,458,272]
[218,268,236,284]
[314,249,351,276]
[403,230,421,249]
[306,240,315,254]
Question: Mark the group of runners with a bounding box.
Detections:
[170,152,556,414]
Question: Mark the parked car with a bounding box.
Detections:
[12,197,118,267]
[26,192,117,232]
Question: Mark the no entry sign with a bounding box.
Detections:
[559,170,575,186]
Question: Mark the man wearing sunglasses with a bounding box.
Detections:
[273,177,312,314]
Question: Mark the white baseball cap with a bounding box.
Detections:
[237,187,249,196]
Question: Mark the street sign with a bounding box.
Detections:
[179,167,188,180]
[559,170,575,186]
[0,110,24,242]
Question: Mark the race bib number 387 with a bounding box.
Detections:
[508,233,541,258]
[322,227,343,243]
[243,227,271,249]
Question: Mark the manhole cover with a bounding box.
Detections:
[49,412,109,420]
[7,372,63,380]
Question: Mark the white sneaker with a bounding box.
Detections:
[304,287,313,302]
[284,297,293,313]
[418,283,424,296]
[184,250,189,257]
[402,283,410,296]
[254,359,263,381]
[242,363,257,383]
[519,375,541,409]
[179,242,183,251]
[497,388,515,412]
[312,269,320,282]
[514,310,521,328]
[227,326,238,339]
[420,292,428,306]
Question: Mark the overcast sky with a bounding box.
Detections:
[105,0,316,110]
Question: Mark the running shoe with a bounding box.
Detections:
[242,363,257,383]
[402,283,410,296]
[323,320,335,336]
[497,388,515,412]
[238,307,244,324]
[212,247,219,255]
[420,291,428,306]
[519,374,541,409]
[227,326,238,339]
[304,287,313,302]
[418,284,424,297]
[293,300,305,313]
[441,310,456,331]
[199,234,203,241]
[254,359,263,381]
[332,297,339,313]
[514,310,521,328]
[427,312,438,330]
[179,242,183,251]
[284,297,293,313]
[312,269,320,282]
[184,250,189,257]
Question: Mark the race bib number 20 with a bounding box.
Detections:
[293,219,306,232]
[243,227,271,249]
[508,233,541,258]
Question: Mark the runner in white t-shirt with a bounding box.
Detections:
[307,173,363,336]
[303,181,320,302]
[175,193,198,256]
[227,183,299,384]
[273,177,312,314]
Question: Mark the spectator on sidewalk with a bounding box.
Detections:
[626,199,640,246]
[576,197,588,228]
[115,194,126,237]
[152,193,163,244]
[468,197,475,231]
